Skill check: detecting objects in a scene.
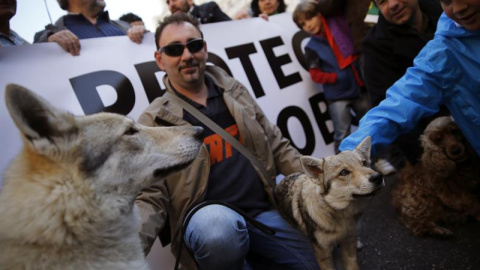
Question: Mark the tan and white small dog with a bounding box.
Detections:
[275,137,383,270]
[0,84,203,270]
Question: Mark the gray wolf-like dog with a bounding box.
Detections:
[0,84,203,270]
[275,137,384,270]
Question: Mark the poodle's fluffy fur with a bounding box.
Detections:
[392,116,480,236]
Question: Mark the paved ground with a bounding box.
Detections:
[150,172,480,269]
[351,173,480,270]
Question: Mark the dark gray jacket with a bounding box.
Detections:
[190,2,231,24]
[33,11,130,43]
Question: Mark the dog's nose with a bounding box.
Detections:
[369,173,384,185]
[449,145,464,157]
[193,126,204,140]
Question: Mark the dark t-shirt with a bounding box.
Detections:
[178,76,271,216]
[63,11,126,39]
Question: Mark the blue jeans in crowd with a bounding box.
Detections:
[328,95,370,154]
[183,204,320,270]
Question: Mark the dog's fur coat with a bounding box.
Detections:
[392,116,480,236]
[274,137,384,270]
[0,84,203,270]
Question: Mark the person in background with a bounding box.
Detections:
[0,0,28,46]
[317,0,372,54]
[34,0,146,56]
[293,0,370,154]
[340,0,480,161]
[119,12,145,27]
[166,0,231,24]
[234,8,252,20]
[360,0,444,174]
[251,0,286,20]
[136,12,320,270]
[364,0,442,109]
[344,0,372,53]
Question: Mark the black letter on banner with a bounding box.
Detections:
[308,92,334,145]
[291,30,310,71]
[260,36,302,89]
[277,106,315,155]
[225,43,265,98]
[70,70,135,115]
[135,61,164,103]
[207,52,232,76]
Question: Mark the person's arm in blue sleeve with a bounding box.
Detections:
[339,40,448,156]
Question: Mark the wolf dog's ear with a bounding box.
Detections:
[355,136,372,160]
[5,84,76,142]
[300,156,325,178]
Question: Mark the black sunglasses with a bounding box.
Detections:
[159,39,205,57]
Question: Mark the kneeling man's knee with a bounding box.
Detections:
[184,205,249,269]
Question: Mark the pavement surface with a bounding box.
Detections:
[350,173,480,270]
[150,172,480,269]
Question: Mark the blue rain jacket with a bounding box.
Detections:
[340,13,480,156]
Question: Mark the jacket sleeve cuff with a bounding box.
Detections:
[309,68,337,84]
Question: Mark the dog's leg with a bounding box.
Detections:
[313,244,336,270]
[429,222,453,236]
[464,199,480,223]
[400,213,453,236]
[340,234,360,270]
[438,186,480,222]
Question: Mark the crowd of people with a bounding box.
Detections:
[2,0,480,269]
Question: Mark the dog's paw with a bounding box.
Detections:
[431,226,453,237]
[357,239,363,250]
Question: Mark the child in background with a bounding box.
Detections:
[293,0,370,154]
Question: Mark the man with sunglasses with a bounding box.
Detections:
[167,0,231,24]
[136,13,320,270]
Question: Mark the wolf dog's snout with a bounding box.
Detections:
[370,173,384,185]
[193,126,204,140]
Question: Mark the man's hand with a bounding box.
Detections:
[127,25,146,44]
[47,30,81,56]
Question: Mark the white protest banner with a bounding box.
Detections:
[0,13,339,186]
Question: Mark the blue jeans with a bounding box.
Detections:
[184,204,320,270]
[328,95,370,154]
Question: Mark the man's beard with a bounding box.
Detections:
[88,0,106,18]
[174,0,190,13]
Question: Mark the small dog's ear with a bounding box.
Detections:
[5,84,76,142]
[300,156,325,178]
[355,136,372,160]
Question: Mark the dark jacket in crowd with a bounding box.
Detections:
[190,2,231,24]
[318,0,372,53]
[362,0,442,106]
[305,34,362,102]
[33,11,130,43]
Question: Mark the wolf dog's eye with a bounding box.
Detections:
[362,160,368,166]
[339,169,350,176]
[124,127,138,136]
